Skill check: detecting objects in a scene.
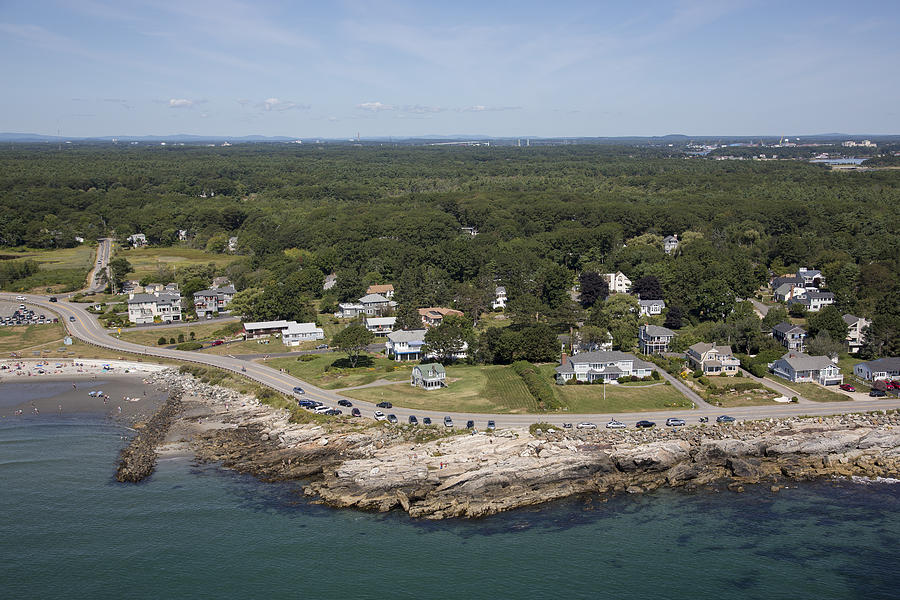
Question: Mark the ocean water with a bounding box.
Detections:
[2,417,899,599]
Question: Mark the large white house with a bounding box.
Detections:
[771,352,843,386]
[638,324,676,354]
[842,314,870,354]
[772,322,807,351]
[554,351,656,383]
[686,342,740,375]
[386,329,427,361]
[411,363,446,390]
[638,299,665,317]
[127,289,182,324]
[281,322,325,346]
[492,286,507,310]
[243,320,293,339]
[853,358,900,382]
[337,293,395,318]
[787,290,835,313]
[604,271,632,294]
[364,316,396,334]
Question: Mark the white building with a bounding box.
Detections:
[638,299,665,316]
[411,363,446,390]
[604,271,632,294]
[771,352,843,386]
[365,316,396,334]
[127,290,182,324]
[842,314,870,354]
[663,235,679,255]
[126,233,147,248]
[386,329,427,361]
[282,322,325,346]
[853,358,900,382]
[554,351,656,383]
[492,286,507,310]
[337,293,394,318]
[243,320,292,339]
[193,285,236,318]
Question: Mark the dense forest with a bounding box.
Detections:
[1,143,898,357]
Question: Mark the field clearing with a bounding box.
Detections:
[551,382,692,414]
[119,321,242,346]
[0,323,66,353]
[116,246,237,278]
[777,381,852,402]
[1,245,97,292]
[267,352,411,390]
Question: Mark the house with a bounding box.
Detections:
[126,233,147,248]
[193,285,236,318]
[492,286,507,310]
[663,235,679,255]
[638,324,676,354]
[365,284,394,299]
[604,271,632,294]
[281,322,325,346]
[772,322,807,351]
[74,236,85,244]
[177,229,189,241]
[461,226,478,237]
[364,316,396,334]
[127,289,182,324]
[418,307,463,327]
[386,329,427,361]
[853,357,900,382]
[638,299,666,317]
[243,320,293,339]
[787,290,835,312]
[411,363,446,390]
[686,342,740,375]
[227,236,238,253]
[773,281,806,303]
[797,267,824,288]
[554,351,657,384]
[842,314,870,354]
[771,352,843,385]
[323,273,337,291]
[337,293,395,318]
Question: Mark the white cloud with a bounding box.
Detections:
[356,101,395,112]
[261,98,308,111]
[461,105,522,112]
[169,98,194,108]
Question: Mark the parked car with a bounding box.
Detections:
[606,420,626,429]
[408,415,418,425]
[351,408,361,417]
[387,414,398,424]
[292,386,305,395]
[562,422,573,429]
[869,389,887,397]
[297,400,315,408]
[324,409,342,416]
[313,405,332,414]
[316,344,329,349]
[666,418,686,427]
[635,420,656,429]
[337,399,352,407]
[374,411,387,421]
[211,340,224,346]
[576,422,597,429]
[839,384,856,392]
[699,416,709,423]
[376,401,392,409]
[716,415,736,423]
[444,416,454,428]
[486,420,496,431]
[465,420,475,429]
[422,417,432,425]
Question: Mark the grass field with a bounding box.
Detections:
[777,381,852,402]
[1,245,96,292]
[267,352,411,390]
[551,381,692,413]
[116,246,237,279]
[0,323,66,353]
[119,321,242,346]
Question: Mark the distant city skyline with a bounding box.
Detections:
[1,0,898,138]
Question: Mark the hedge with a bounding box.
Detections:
[512,361,561,410]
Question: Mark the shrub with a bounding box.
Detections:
[529,422,555,436]
[300,354,317,362]
[512,360,560,409]
[177,333,185,343]
[157,336,167,345]
[175,341,203,350]
[697,376,709,386]
[692,369,704,378]
[651,370,661,380]
[733,370,742,377]
[169,337,176,344]
[791,396,799,403]
[190,331,196,340]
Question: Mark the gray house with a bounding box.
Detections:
[411,363,446,390]
[771,352,843,385]
[638,325,676,354]
[772,322,807,351]
[853,357,900,382]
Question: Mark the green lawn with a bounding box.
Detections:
[119,321,242,346]
[778,381,852,402]
[267,352,411,390]
[688,374,784,408]
[836,354,871,392]
[551,382,692,413]
[0,322,66,353]
[1,245,96,292]
[117,246,237,279]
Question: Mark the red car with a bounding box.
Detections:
[839,384,855,392]
[211,340,224,346]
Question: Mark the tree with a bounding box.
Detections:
[423,315,474,363]
[453,282,492,326]
[806,332,843,359]
[762,305,789,331]
[663,305,685,329]
[579,325,610,351]
[332,324,374,368]
[516,323,559,362]
[108,257,132,291]
[632,275,663,300]
[395,304,423,330]
[578,271,608,308]
[807,305,848,343]
[601,294,640,351]
[507,294,545,325]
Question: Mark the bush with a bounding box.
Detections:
[529,422,556,436]
[512,361,561,410]
[157,336,167,345]
[175,341,203,350]
[177,333,185,343]
[697,376,709,386]
[791,396,799,403]
[169,337,176,344]
[692,369,704,379]
[299,354,317,362]
[651,370,661,380]
[733,370,742,377]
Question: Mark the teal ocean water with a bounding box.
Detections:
[2,415,899,599]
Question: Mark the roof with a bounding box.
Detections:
[663,235,678,242]
[418,307,463,319]
[244,320,291,331]
[774,282,794,296]
[555,363,575,374]
[415,362,445,377]
[359,293,389,304]
[387,329,426,343]
[495,286,506,294]
[284,322,323,335]
[804,290,834,300]
[365,317,396,326]
[127,292,180,305]
[193,288,223,297]
[688,342,733,356]
[639,299,665,306]
[641,325,676,337]
[567,350,640,364]
[366,284,394,294]
[772,321,805,335]
[777,352,837,372]
[857,357,900,372]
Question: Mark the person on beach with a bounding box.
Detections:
[72,383,76,390]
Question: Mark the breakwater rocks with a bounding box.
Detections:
[115,393,183,483]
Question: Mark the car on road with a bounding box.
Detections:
[351,408,361,417]
[325,409,342,416]
[15,296,26,301]
[69,316,76,322]
[387,414,398,424]
[211,340,224,346]
[444,416,454,428]
[373,411,387,421]
[422,417,432,425]
[869,389,887,397]
[716,415,736,423]
[576,422,597,429]
[486,420,496,431]
[292,386,305,395]
[408,415,418,425]
[316,344,329,349]
[606,420,626,429]
[666,418,686,427]
[376,401,393,409]
[338,399,353,407]
[635,420,656,429]
[465,420,475,429]
[562,423,573,429]
[839,384,856,392]
[49,297,57,302]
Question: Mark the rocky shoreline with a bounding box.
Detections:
[148,369,900,519]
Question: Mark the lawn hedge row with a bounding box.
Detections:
[512,361,561,410]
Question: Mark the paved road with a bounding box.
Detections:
[7,291,900,430]
[85,238,113,294]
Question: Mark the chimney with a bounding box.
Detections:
[561,352,569,367]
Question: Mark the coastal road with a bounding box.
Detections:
[6,291,900,431]
[84,238,113,294]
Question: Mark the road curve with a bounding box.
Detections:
[5,292,900,430]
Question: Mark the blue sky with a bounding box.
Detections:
[1,0,898,137]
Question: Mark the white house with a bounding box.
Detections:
[842,314,870,354]
[337,293,394,318]
[364,316,396,334]
[638,324,676,354]
[686,342,740,375]
[492,286,507,310]
[282,322,325,346]
[411,363,446,390]
[126,233,147,248]
[227,236,238,253]
[638,299,665,317]
[604,271,632,294]
[127,290,182,324]
[554,351,656,383]
[418,307,463,327]
[771,352,843,386]
[243,320,293,339]
[365,284,394,299]
[787,290,835,312]
[177,229,189,241]
[853,358,900,382]
[386,329,427,361]
[663,235,679,255]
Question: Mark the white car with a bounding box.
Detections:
[576,422,597,430]
[313,405,332,414]
[606,420,626,429]
[373,411,387,421]
[16,296,26,301]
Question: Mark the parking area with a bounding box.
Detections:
[0,299,59,326]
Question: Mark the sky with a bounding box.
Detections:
[1,0,898,138]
